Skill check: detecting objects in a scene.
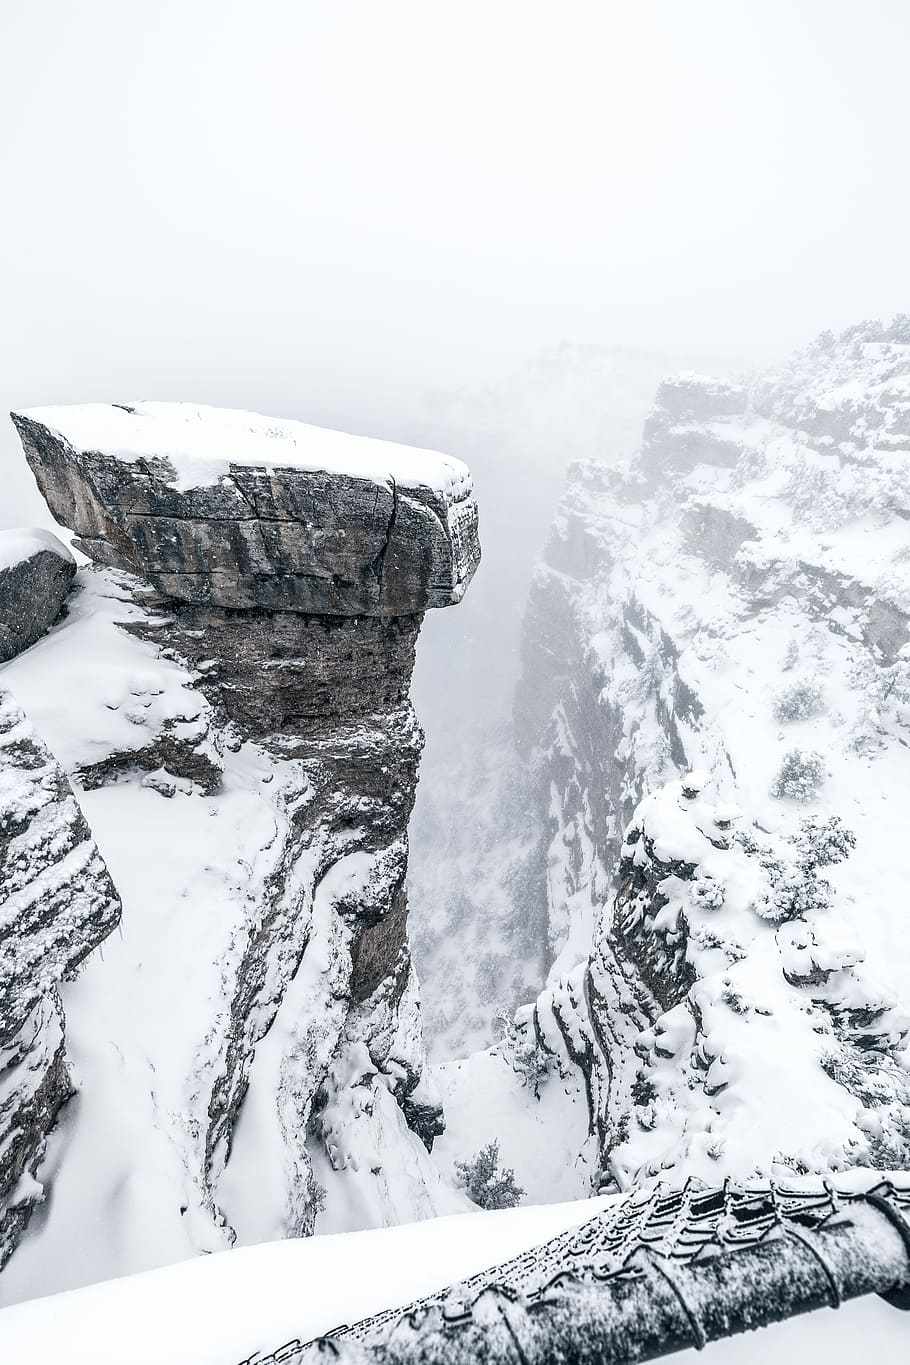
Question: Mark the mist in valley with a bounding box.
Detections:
[2,7,910,1359]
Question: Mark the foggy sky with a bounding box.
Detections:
[2,1,910,525]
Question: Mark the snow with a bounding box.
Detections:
[478,329,910,1214]
[16,402,472,498]
[0,569,308,1296]
[0,1197,613,1364]
[0,561,468,1303]
[0,1193,906,1365]
[0,527,73,571]
[433,1046,594,1206]
[2,328,910,1362]
[219,852,462,1246]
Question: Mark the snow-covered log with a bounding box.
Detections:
[290,1178,910,1365]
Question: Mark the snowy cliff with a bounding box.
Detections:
[441,320,910,1199]
[0,404,479,1297]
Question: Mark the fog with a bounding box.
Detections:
[3,1,910,721]
[3,7,910,1320]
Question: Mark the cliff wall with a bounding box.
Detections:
[513,321,910,1188]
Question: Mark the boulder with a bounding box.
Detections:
[0,529,75,664]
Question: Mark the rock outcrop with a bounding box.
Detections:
[11,403,477,616]
[0,529,75,664]
[13,403,479,744]
[2,402,479,1289]
[0,684,120,1266]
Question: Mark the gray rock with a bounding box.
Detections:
[653,374,748,423]
[681,501,759,571]
[130,602,424,739]
[0,529,75,664]
[11,405,480,617]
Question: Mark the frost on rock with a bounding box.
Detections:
[0,684,120,1266]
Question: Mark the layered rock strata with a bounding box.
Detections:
[7,402,480,1272]
[0,684,120,1266]
[11,403,477,616]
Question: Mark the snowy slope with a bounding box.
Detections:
[0,559,466,1301]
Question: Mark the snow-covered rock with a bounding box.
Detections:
[0,684,120,1265]
[0,404,479,1298]
[12,403,479,615]
[0,528,74,664]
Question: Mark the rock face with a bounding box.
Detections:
[13,403,480,742]
[510,320,910,1189]
[0,529,75,664]
[0,685,120,1266]
[2,402,479,1291]
[11,403,479,616]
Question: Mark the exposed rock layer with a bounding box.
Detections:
[12,405,479,617]
[0,685,121,1266]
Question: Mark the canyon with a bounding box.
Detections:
[2,324,909,1338]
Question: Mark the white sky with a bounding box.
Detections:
[2,1,910,520]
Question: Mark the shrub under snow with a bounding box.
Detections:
[773,681,825,723]
[744,815,856,922]
[795,813,857,871]
[770,748,826,802]
[780,638,800,672]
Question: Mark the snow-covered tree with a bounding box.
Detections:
[744,814,855,922]
[455,1140,525,1210]
[773,681,825,723]
[770,748,826,802]
[495,1009,556,1097]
